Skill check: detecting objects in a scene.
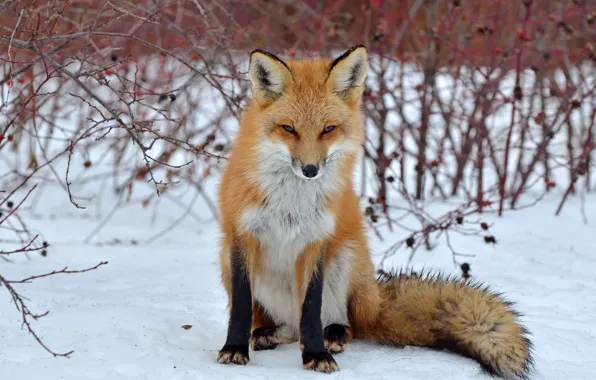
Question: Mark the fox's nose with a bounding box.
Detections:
[302,165,319,178]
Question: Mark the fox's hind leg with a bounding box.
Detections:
[250,301,297,351]
[323,324,351,354]
[250,325,296,351]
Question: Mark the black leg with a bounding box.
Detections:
[324,324,348,354]
[300,255,339,373]
[217,243,252,365]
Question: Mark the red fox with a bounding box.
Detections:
[215,45,533,379]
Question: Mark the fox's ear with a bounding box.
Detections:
[326,45,369,102]
[249,49,293,105]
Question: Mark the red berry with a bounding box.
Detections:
[516,28,526,40]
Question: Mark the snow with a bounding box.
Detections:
[2,175,596,380]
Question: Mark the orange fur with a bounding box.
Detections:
[216,46,534,380]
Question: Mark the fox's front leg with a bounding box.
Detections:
[217,241,252,365]
[297,246,339,373]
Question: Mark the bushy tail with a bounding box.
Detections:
[357,270,534,380]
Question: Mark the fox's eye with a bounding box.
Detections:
[280,124,296,135]
[322,125,336,135]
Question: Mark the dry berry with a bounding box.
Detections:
[7,201,13,208]
[41,249,47,256]
[169,94,177,102]
[514,85,523,100]
[371,214,379,223]
[456,216,464,224]
[214,144,225,151]
[460,263,471,279]
[406,236,415,248]
[83,160,92,168]
[158,94,168,103]
[480,222,489,230]
[365,206,374,216]
[484,235,497,244]
[386,176,395,183]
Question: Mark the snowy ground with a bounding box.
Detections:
[2,176,596,380]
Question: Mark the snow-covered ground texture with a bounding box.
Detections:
[2,175,596,380]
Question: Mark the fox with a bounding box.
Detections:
[215,45,534,379]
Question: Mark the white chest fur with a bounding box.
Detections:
[238,145,351,335]
[240,143,339,271]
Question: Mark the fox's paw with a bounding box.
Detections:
[250,326,280,351]
[324,324,348,354]
[217,345,249,365]
[302,351,339,373]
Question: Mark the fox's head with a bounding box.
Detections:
[243,45,368,184]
